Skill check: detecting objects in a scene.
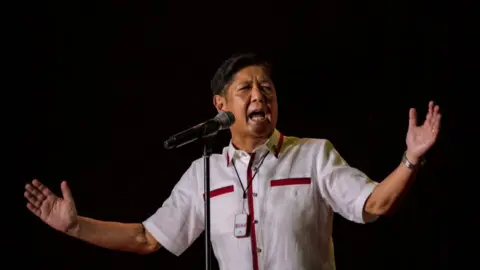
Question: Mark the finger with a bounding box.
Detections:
[425,101,434,125]
[25,183,45,201]
[434,104,440,116]
[409,108,417,129]
[429,101,434,113]
[429,105,441,129]
[24,191,41,208]
[32,179,53,196]
[61,181,74,201]
[26,202,41,217]
[433,112,442,134]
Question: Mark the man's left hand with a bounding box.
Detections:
[405,101,442,164]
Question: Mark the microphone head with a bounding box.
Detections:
[214,111,235,130]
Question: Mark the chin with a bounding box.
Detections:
[248,125,273,138]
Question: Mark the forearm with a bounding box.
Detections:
[67,216,160,254]
[365,153,419,215]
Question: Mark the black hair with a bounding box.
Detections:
[210,53,272,96]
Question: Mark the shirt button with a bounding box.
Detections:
[253,192,258,197]
[257,248,262,253]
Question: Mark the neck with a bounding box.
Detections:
[231,134,269,153]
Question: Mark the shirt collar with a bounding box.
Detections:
[225,129,284,166]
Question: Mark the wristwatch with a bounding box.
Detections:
[402,152,425,170]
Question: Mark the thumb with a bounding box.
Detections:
[408,108,417,129]
[61,181,74,201]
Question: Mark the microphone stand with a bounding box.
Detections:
[164,114,235,270]
[203,136,213,270]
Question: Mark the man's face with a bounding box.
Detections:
[214,65,278,139]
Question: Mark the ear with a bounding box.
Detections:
[213,95,226,112]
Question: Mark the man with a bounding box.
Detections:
[24,53,441,270]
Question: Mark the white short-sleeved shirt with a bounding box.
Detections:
[143,129,378,270]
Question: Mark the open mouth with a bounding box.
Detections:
[248,110,267,122]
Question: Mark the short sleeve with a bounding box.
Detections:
[315,140,379,224]
[143,163,204,256]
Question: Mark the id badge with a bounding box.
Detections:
[233,213,249,238]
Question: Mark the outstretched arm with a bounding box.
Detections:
[70,216,160,254]
[364,101,441,215]
[25,179,160,254]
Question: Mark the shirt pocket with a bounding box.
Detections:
[269,177,313,213]
[203,185,237,235]
[270,177,312,196]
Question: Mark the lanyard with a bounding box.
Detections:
[231,152,269,199]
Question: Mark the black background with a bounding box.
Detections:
[9,1,473,269]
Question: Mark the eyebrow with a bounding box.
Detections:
[237,78,271,85]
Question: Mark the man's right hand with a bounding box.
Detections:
[24,179,79,235]
[24,179,160,254]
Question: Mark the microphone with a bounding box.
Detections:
[164,111,235,149]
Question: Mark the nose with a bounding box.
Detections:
[250,84,265,103]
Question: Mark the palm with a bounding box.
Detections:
[406,101,442,159]
[24,179,78,233]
